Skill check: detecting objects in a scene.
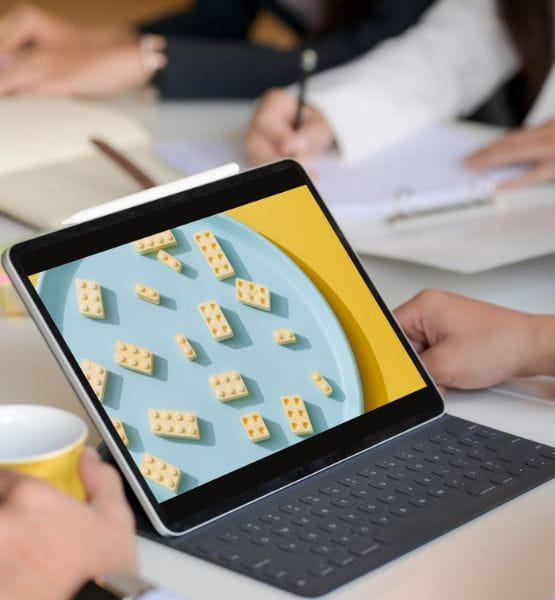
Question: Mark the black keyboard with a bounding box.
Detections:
[137,415,555,597]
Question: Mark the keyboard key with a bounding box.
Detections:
[218,548,240,562]
[307,560,334,577]
[442,445,465,456]
[405,461,425,472]
[376,491,400,504]
[540,448,555,459]
[338,511,359,523]
[475,428,498,439]
[300,494,322,505]
[370,514,396,527]
[218,531,241,544]
[445,420,477,435]
[350,488,372,499]
[424,453,442,463]
[467,449,495,461]
[462,469,482,480]
[413,474,434,486]
[395,484,417,495]
[357,502,380,513]
[319,521,341,533]
[506,465,526,476]
[239,521,263,534]
[311,543,335,556]
[427,487,449,499]
[329,551,356,567]
[489,473,515,485]
[449,458,473,470]
[394,450,417,461]
[389,504,411,517]
[411,442,434,453]
[356,467,380,478]
[251,535,271,547]
[259,512,281,524]
[525,457,549,469]
[278,540,303,553]
[387,471,407,481]
[444,477,467,490]
[497,443,534,462]
[480,461,504,472]
[291,515,312,527]
[311,507,333,518]
[368,479,390,489]
[429,434,451,445]
[432,466,452,477]
[468,481,497,497]
[349,540,380,556]
[351,523,374,536]
[376,459,397,469]
[298,529,321,543]
[320,485,344,496]
[241,554,271,570]
[271,525,293,537]
[459,436,482,447]
[279,503,305,515]
[196,539,224,554]
[331,498,354,509]
[338,476,359,487]
[287,571,309,589]
[264,564,287,580]
[331,533,355,546]
[408,496,435,509]
[373,522,419,544]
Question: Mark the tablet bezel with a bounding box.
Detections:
[4,160,444,534]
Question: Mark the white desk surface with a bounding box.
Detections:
[1,99,554,600]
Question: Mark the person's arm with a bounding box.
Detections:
[394,289,555,391]
[148,0,435,99]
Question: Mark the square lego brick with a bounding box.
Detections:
[197,301,234,341]
[135,283,160,304]
[175,333,197,360]
[209,370,249,402]
[281,395,313,435]
[149,409,200,440]
[114,341,153,375]
[235,278,271,311]
[240,412,271,442]
[272,329,296,345]
[133,230,176,254]
[75,278,105,319]
[194,230,235,280]
[310,371,333,396]
[111,418,129,446]
[140,453,181,492]
[80,359,108,402]
[157,250,182,273]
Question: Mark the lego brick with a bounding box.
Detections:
[281,395,313,435]
[135,283,160,305]
[148,409,200,440]
[75,278,105,319]
[175,333,197,361]
[140,453,181,492]
[240,412,271,442]
[133,230,176,254]
[157,250,182,273]
[310,371,333,396]
[197,301,234,341]
[193,230,235,280]
[80,359,108,402]
[209,370,249,402]
[272,329,296,345]
[111,418,129,446]
[114,341,153,375]
[235,278,271,311]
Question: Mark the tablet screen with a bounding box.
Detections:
[18,163,437,528]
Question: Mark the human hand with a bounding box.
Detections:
[394,289,555,391]
[0,42,150,97]
[0,3,135,56]
[465,118,555,190]
[245,88,334,165]
[0,447,136,600]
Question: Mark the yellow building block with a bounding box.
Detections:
[240,412,271,442]
[115,341,153,375]
[135,283,160,304]
[281,395,313,435]
[193,229,235,280]
[75,278,105,319]
[149,409,200,440]
[157,250,182,273]
[235,278,271,311]
[310,371,333,396]
[197,301,234,341]
[209,370,249,401]
[175,333,197,360]
[140,453,181,492]
[80,359,108,402]
[272,329,296,345]
[133,230,176,254]
[111,418,129,446]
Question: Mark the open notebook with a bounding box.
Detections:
[0,98,181,229]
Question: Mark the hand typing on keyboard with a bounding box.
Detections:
[394,289,555,391]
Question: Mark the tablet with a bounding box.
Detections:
[4,160,443,535]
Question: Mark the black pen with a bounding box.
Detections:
[293,49,318,130]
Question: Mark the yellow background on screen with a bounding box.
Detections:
[226,185,425,411]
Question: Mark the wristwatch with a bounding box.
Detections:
[76,574,155,599]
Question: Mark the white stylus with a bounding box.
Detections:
[62,162,240,226]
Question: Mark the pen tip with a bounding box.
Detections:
[301,49,318,73]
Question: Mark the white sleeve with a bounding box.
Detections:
[306,0,519,162]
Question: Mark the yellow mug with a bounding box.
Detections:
[0,404,88,500]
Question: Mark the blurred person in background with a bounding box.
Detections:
[246,0,555,191]
[0,0,434,99]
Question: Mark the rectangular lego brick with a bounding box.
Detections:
[310,371,333,396]
[111,418,129,446]
[75,278,105,319]
[209,370,249,402]
[114,341,153,375]
[273,329,296,345]
[133,230,176,254]
[197,301,234,341]
[148,408,200,440]
[281,395,313,435]
[175,333,197,360]
[140,453,181,492]
[134,283,160,304]
[240,412,271,442]
[80,359,108,402]
[194,230,235,280]
[235,278,271,311]
[157,250,182,273]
